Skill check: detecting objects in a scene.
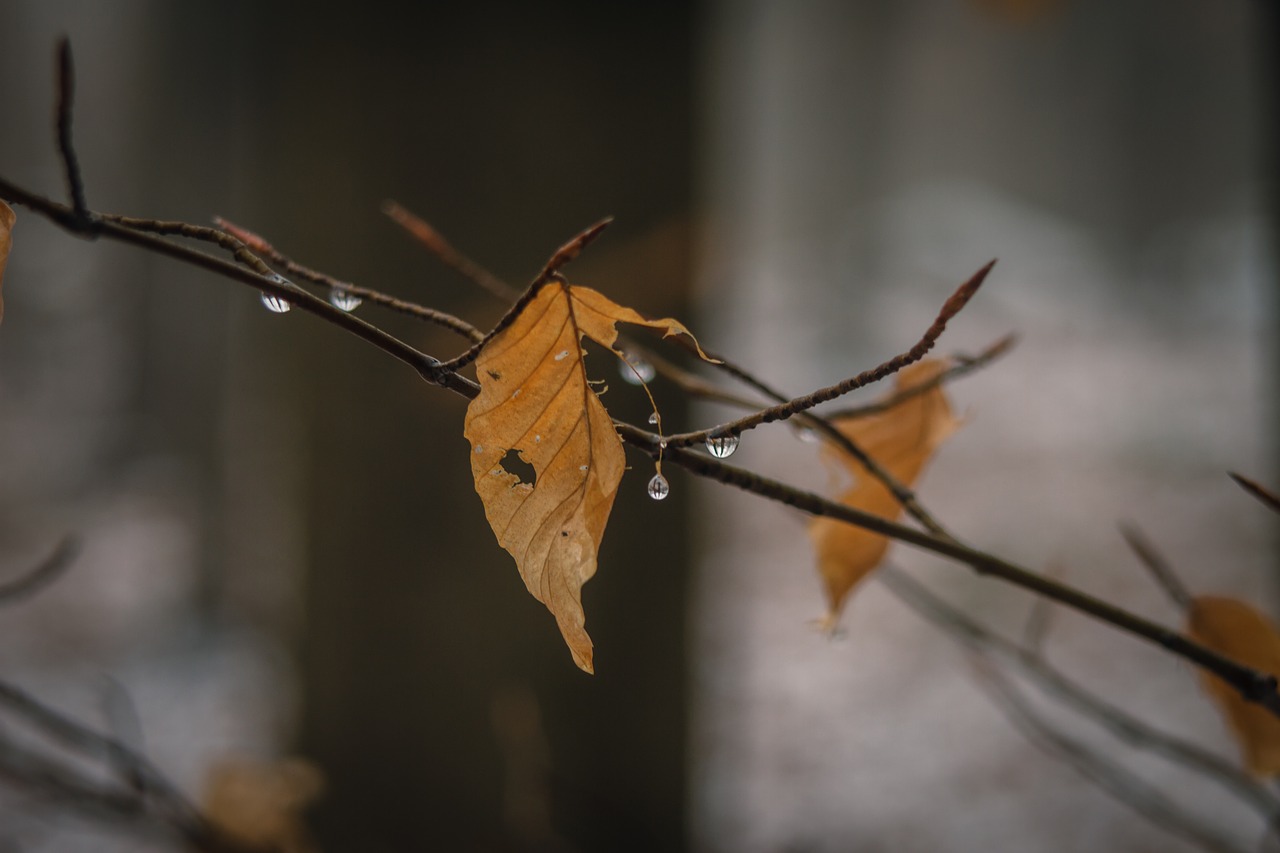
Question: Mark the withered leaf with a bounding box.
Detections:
[0,200,14,324]
[1187,596,1280,776]
[809,360,960,629]
[464,280,708,673]
[203,757,324,853]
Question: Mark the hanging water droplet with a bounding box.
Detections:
[647,473,670,501]
[554,349,571,361]
[705,433,739,459]
[620,356,655,385]
[260,292,291,313]
[648,412,659,425]
[329,288,362,312]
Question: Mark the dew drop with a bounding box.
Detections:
[554,350,571,361]
[647,473,670,501]
[705,433,739,459]
[620,356,655,385]
[648,412,659,425]
[534,435,542,443]
[512,388,522,399]
[793,426,820,444]
[579,464,590,472]
[260,292,291,313]
[329,289,362,312]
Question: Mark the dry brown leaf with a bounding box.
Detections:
[464,281,708,673]
[203,757,324,853]
[0,200,15,324]
[1187,596,1280,776]
[809,360,960,629]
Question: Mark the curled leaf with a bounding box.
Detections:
[808,360,960,629]
[0,200,14,324]
[464,280,709,673]
[1187,596,1280,776]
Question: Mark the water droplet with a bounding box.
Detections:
[647,473,670,501]
[554,350,571,361]
[705,433,739,459]
[620,356,655,385]
[474,444,483,454]
[329,289,362,312]
[648,412,659,425]
[534,435,542,443]
[793,426,819,444]
[579,464,590,472]
[260,292,291,313]
[512,389,522,399]
[659,440,667,450]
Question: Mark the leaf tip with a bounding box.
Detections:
[572,647,595,675]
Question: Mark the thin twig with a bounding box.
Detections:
[103,215,276,277]
[55,38,89,225]
[440,218,613,371]
[968,658,1249,853]
[1229,472,1280,516]
[383,200,517,301]
[0,535,79,605]
[822,333,1016,420]
[0,178,477,398]
[1120,522,1194,612]
[213,216,483,342]
[661,260,995,448]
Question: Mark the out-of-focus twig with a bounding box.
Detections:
[1120,522,1194,612]
[0,680,271,852]
[969,656,1250,853]
[0,536,79,606]
[383,200,517,302]
[879,565,1280,832]
[1229,472,1280,517]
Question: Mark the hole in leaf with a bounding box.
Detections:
[500,449,537,486]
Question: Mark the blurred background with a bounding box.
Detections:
[0,2,1274,851]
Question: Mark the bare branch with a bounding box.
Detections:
[661,260,995,448]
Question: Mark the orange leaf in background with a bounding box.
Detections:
[809,360,960,630]
[464,280,710,673]
[1187,596,1280,776]
[0,200,15,324]
[203,757,324,853]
